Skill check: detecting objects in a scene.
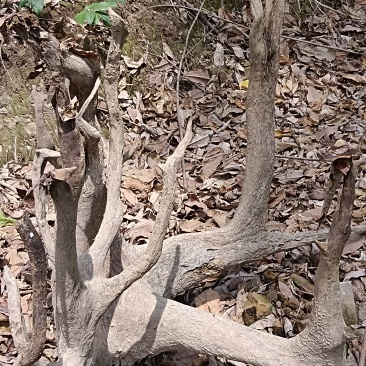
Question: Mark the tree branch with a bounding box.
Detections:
[32,148,60,263]
[3,267,28,358]
[88,10,128,276]
[95,118,193,316]
[13,214,48,366]
[230,0,285,231]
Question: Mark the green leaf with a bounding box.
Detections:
[95,11,111,26]
[28,0,44,15]
[85,0,116,12]
[116,0,126,3]
[74,9,96,25]
[86,10,97,24]
[0,211,16,227]
[18,0,29,9]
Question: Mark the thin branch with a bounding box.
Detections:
[89,9,128,276]
[281,35,362,55]
[96,117,194,315]
[15,214,48,366]
[359,326,366,366]
[311,0,345,16]
[149,4,362,55]
[3,267,28,354]
[32,148,60,263]
[75,77,101,120]
[176,0,205,189]
[32,83,55,150]
[275,154,332,162]
[75,77,102,141]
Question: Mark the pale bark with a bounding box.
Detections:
[5,1,363,366]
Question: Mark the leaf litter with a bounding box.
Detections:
[1,0,366,364]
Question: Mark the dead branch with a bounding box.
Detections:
[95,117,193,314]
[88,9,128,277]
[32,148,61,263]
[143,223,366,297]
[32,83,55,150]
[75,77,102,141]
[12,214,48,366]
[176,0,204,189]
[359,327,366,366]
[3,267,28,359]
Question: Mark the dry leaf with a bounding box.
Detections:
[195,289,221,315]
[213,43,224,67]
[290,274,314,295]
[184,70,210,86]
[51,167,77,181]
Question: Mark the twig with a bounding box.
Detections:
[149,4,250,31]
[150,4,362,55]
[281,35,362,55]
[275,154,332,162]
[183,0,219,35]
[359,326,366,366]
[312,0,345,16]
[75,77,102,141]
[75,77,101,120]
[176,0,205,189]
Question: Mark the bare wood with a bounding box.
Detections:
[359,327,366,366]
[3,267,28,355]
[88,10,128,276]
[227,0,285,231]
[32,148,60,263]
[95,118,193,314]
[176,0,204,189]
[13,214,48,366]
[75,77,102,141]
[32,83,55,150]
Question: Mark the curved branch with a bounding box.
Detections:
[144,224,366,297]
[94,118,193,316]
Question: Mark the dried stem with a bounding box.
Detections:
[96,118,194,314]
[175,0,205,189]
[88,9,128,276]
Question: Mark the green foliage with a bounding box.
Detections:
[17,0,125,26]
[18,0,44,15]
[0,211,16,227]
[74,0,126,26]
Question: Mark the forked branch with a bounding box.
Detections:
[94,117,194,316]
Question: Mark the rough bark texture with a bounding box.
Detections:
[3,1,364,366]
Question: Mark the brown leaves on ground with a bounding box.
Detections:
[1,0,366,365]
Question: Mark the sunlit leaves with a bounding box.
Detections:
[18,0,44,15]
[74,0,126,27]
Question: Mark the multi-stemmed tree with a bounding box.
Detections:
[3,1,365,365]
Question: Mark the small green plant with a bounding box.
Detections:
[18,0,125,26]
[74,0,126,26]
[18,0,44,15]
[0,211,16,227]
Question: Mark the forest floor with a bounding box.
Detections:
[0,0,366,365]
